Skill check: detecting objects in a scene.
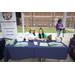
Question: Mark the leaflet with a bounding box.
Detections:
[14,42,28,47]
[40,43,48,46]
[48,42,65,47]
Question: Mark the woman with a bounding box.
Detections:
[24,28,36,40]
[36,28,47,41]
[56,19,64,37]
[36,28,47,62]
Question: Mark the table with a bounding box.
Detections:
[3,40,70,62]
[0,38,5,60]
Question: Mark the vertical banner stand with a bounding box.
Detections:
[0,12,18,39]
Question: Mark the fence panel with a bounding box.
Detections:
[17,18,75,28]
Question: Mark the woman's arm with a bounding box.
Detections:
[36,37,44,41]
[56,23,61,30]
[44,33,47,41]
[36,34,42,41]
[61,24,64,30]
[24,36,34,40]
[28,38,34,40]
[36,34,44,41]
[24,37,26,40]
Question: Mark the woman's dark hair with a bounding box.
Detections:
[73,34,75,37]
[39,28,44,39]
[72,34,75,39]
[58,19,62,23]
[29,28,36,36]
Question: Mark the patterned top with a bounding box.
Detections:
[37,33,47,39]
[56,23,63,31]
[24,32,37,39]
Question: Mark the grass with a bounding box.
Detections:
[17,27,74,33]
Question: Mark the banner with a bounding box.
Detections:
[0,12,18,39]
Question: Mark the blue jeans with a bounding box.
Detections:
[57,31,61,37]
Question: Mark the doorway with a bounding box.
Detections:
[16,12,21,25]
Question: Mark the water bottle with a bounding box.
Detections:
[26,34,29,42]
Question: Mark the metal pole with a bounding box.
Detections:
[62,12,67,28]
[32,12,33,26]
[22,12,24,35]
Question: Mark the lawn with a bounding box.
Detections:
[17,28,74,33]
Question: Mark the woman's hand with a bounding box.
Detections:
[36,37,44,41]
[45,38,47,41]
[41,38,44,41]
[62,28,64,30]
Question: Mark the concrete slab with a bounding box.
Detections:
[66,28,75,32]
[63,55,74,62]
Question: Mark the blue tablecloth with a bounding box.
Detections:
[3,40,70,62]
[0,38,5,60]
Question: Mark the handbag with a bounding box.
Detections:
[46,35,52,42]
[63,28,66,37]
[63,28,66,33]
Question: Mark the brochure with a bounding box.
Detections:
[48,42,65,47]
[5,40,14,45]
[40,43,48,46]
[34,42,38,45]
[14,42,28,47]
[9,40,14,45]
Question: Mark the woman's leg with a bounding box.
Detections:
[59,31,61,36]
[57,31,60,37]
[41,58,45,62]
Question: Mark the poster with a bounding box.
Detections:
[0,12,18,39]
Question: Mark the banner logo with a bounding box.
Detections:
[2,12,12,20]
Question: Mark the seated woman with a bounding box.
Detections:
[36,28,48,62]
[36,28,47,41]
[24,28,36,40]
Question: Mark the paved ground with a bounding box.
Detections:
[0,54,74,62]
[0,29,75,62]
[66,28,75,32]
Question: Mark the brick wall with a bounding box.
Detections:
[24,12,30,15]
[34,12,51,16]
[55,12,63,16]
[19,12,75,28]
[67,12,72,16]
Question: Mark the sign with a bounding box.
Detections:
[0,12,18,39]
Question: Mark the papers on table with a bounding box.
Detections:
[9,40,14,45]
[5,40,14,45]
[40,42,48,46]
[48,42,65,47]
[16,36,24,42]
[34,42,38,45]
[14,42,28,47]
